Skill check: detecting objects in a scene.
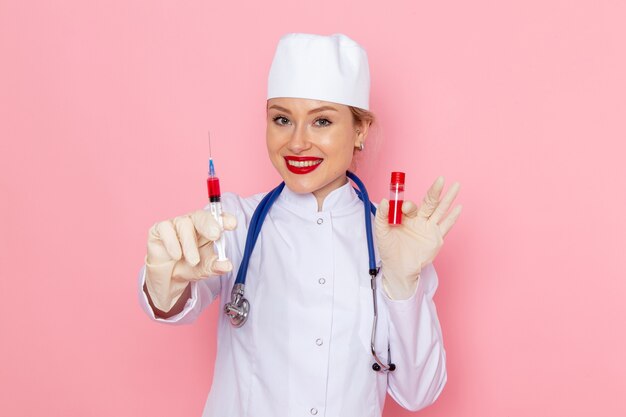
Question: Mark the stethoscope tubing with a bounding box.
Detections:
[346,171,377,274]
[234,182,285,286]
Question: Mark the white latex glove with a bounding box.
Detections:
[145,209,237,312]
[375,176,462,300]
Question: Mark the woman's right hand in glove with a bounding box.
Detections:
[144,209,237,313]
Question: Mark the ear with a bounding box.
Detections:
[354,119,371,148]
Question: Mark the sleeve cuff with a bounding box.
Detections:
[381,275,425,311]
[380,263,438,311]
[137,264,199,323]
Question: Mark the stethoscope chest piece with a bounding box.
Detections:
[224,283,250,327]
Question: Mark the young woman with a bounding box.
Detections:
[139,33,462,417]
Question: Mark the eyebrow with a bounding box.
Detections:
[268,104,339,114]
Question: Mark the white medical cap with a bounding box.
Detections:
[267,33,370,110]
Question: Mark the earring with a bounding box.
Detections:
[356,129,364,151]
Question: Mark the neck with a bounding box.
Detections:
[312,175,349,211]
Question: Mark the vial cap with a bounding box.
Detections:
[390,171,405,184]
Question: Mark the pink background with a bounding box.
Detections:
[1,0,625,416]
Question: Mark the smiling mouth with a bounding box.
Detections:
[284,157,323,174]
[287,159,322,167]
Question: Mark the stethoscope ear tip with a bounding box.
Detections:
[372,362,396,372]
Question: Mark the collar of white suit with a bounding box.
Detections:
[278,180,361,214]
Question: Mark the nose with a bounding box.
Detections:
[286,124,312,154]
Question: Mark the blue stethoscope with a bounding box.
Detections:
[224,171,396,372]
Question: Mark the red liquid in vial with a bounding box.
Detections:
[388,199,404,225]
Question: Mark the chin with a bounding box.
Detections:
[282,175,322,194]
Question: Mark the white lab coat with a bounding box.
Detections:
[138,181,447,417]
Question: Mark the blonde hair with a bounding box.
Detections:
[349,106,375,127]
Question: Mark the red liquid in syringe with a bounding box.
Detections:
[388,172,405,226]
[207,176,221,201]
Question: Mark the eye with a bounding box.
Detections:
[272,115,291,126]
[314,118,332,127]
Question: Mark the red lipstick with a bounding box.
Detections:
[284,156,323,175]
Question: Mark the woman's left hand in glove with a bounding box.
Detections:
[375,176,462,300]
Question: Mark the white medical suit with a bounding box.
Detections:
[138,181,447,417]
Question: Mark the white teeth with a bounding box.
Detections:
[287,159,322,167]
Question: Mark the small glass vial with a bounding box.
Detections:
[388,172,405,225]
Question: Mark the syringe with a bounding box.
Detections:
[207,132,227,261]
